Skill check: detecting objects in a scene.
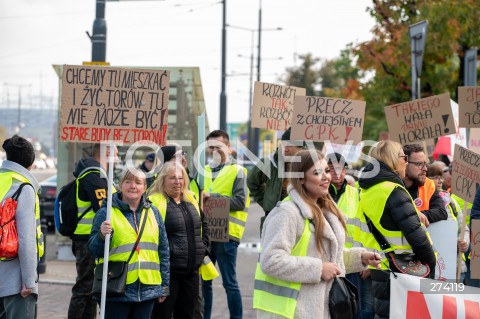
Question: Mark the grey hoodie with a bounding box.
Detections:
[0,160,40,296]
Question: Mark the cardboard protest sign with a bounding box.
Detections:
[470,128,480,155]
[427,220,457,280]
[203,197,230,242]
[451,144,480,203]
[458,86,480,128]
[384,93,456,144]
[60,65,170,144]
[471,220,480,279]
[252,82,306,131]
[390,273,480,318]
[290,96,366,144]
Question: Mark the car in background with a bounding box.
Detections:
[39,175,57,231]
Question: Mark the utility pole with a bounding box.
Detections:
[219,0,227,131]
[252,0,262,156]
[87,0,107,62]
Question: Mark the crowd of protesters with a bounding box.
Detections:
[1,131,480,319]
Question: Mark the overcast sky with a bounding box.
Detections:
[0,0,375,130]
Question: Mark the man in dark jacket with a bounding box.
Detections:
[247,128,303,234]
[68,143,118,319]
[403,144,448,226]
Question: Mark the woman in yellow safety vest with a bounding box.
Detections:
[356,140,436,319]
[88,169,170,319]
[149,161,212,319]
[253,150,381,319]
[427,164,469,280]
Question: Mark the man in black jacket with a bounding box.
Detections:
[68,143,118,319]
[403,144,448,226]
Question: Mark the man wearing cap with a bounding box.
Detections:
[247,127,304,234]
[139,153,157,190]
[402,144,448,226]
[0,135,44,319]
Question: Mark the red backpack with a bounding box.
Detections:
[0,183,31,260]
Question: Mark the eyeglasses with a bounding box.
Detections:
[408,161,430,169]
[429,176,444,182]
[398,155,408,162]
[181,151,187,156]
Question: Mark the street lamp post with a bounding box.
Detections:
[219,0,227,131]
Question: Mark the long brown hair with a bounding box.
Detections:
[288,149,346,254]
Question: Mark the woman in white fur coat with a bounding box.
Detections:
[255,150,381,319]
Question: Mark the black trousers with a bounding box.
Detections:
[104,300,155,319]
[68,240,97,319]
[151,272,198,319]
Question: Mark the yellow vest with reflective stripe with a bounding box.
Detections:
[74,169,116,236]
[149,192,218,280]
[451,194,472,224]
[189,179,200,203]
[98,207,161,285]
[203,164,250,241]
[355,181,434,270]
[337,185,360,248]
[0,172,44,259]
[253,216,312,319]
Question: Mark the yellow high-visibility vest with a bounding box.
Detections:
[203,164,250,241]
[97,207,161,285]
[74,168,116,236]
[0,172,44,259]
[354,181,435,270]
[149,192,218,280]
[253,204,312,319]
[336,184,361,248]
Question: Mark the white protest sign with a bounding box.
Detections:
[203,197,230,243]
[427,220,458,280]
[390,273,480,318]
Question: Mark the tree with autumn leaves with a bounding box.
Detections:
[282,0,480,141]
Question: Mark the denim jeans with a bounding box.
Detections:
[0,293,37,319]
[360,276,374,319]
[203,241,242,319]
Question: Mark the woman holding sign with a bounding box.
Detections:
[253,150,381,319]
[149,161,211,319]
[88,169,170,319]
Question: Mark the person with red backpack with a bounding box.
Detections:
[0,135,44,319]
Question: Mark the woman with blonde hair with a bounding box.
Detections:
[253,149,381,319]
[149,162,209,319]
[357,140,436,318]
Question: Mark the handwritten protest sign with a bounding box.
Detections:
[203,197,230,242]
[471,220,480,279]
[458,86,480,128]
[470,128,480,155]
[60,65,170,144]
[290,96,365,144]
[252,82,306,131]
[384,93,456,144]
[428,220,457,280]
[451,144,480,203]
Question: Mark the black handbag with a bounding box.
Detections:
[91,207,148,298]
[329,276,358,319]
[364,213,430,277]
